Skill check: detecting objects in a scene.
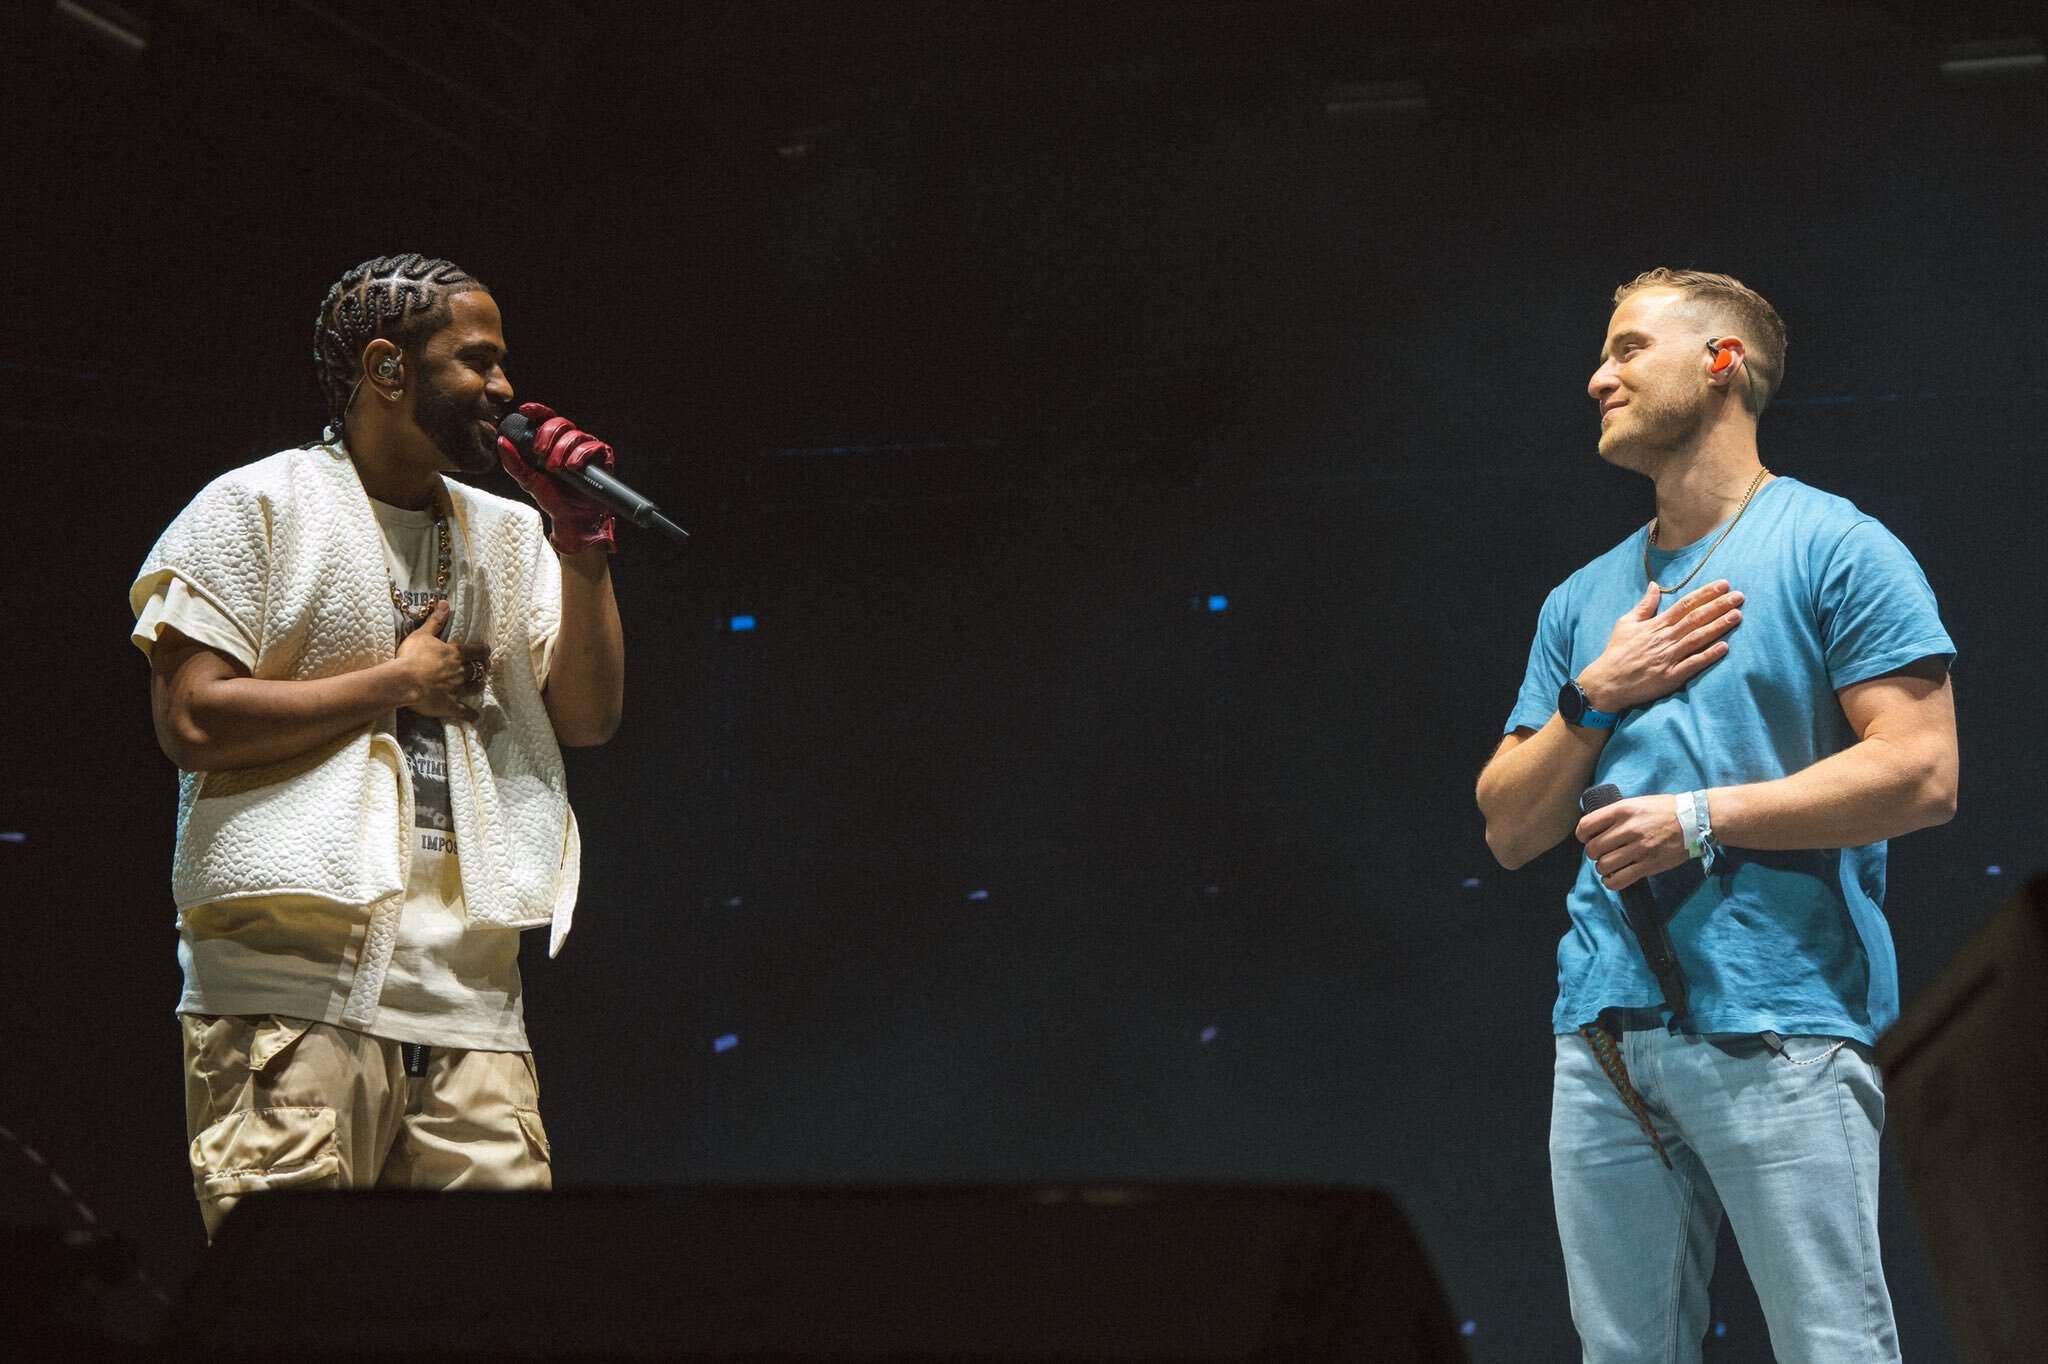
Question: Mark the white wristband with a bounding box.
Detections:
[1676,789,1723,871]
[1675,791,1704,859]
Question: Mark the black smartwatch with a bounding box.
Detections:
[1558,679,1620,730]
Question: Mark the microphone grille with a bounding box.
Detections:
[497,411,533,448]
[1579,782,1623,815]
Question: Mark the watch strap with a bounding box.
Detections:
[1561,679,1620,729]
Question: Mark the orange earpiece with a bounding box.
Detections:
[1707,338,1739,374]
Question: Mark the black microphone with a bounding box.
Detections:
[1581,782,1691,1026]
[498,411,689,544]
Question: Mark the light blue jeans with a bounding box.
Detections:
[1550,1016,1898,1363]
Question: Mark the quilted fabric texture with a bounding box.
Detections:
[133,442,582,1023]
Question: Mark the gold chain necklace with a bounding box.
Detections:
[1644,467,1770,596]
[389,508,452,622]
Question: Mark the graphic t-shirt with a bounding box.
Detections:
[133,496,532,1051]
[1505,477,1953,1044]
[365,498,527,1050]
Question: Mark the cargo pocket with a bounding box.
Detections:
[247,1015,314,1073]
[190,1104,342,1203]
[184,1014,320,1147]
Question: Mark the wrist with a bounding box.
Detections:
[384,655,427,708]
[1574,665,1621,715]
[550,514,616,558]
[1698,785,1736,846]
[1559,675,1621,730]
[1676,787,1728,871]
[559,540,616,576]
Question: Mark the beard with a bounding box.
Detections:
[1597,384,1707,471]
[414,375,502,474]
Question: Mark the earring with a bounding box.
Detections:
[386,388,403,401]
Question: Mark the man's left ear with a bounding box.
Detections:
[1706,336,1745,383]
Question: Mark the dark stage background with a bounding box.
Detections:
[4,2,2043,1358]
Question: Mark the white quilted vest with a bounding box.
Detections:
[132,442,581,1025]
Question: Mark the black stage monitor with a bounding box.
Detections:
[155,1183,1469,1363]
[1877,873,2048,1364]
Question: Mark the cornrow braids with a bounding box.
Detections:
[313,254,488,436]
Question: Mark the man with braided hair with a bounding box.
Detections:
[1478,269,1957,1361]
[131,254,627,1236]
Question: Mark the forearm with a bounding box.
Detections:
[1477,714,1611,869]
[160,661,419,772]
[1484,581,1745,871]
[1707,732,1958,851]
[543,546,625,746]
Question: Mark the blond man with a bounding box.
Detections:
[1479,270,1956,1362]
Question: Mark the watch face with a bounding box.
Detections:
[1559,681,1585,723]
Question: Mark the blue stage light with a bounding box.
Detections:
[1714,1322,1728,1338]
[1199,1026,1219,1044]
[0,832,24,843]
[1206,595,1228,612]
[1462,877,1482,889]
[1460,1321,1477,1337]
[713,1034,739,1053]
[967,889,990,902]
[726,615,757,632]
[1987,865,2003,876]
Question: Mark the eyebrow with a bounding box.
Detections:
[1601,330,1652,359]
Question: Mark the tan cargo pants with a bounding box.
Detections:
[181,1013,552,1240]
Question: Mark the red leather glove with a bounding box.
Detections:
[496,401,617,556]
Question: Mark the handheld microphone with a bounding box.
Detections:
[498,412,689,544]
[1581,782,1691,1026]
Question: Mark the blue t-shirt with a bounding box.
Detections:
[1507,477,1953,1044]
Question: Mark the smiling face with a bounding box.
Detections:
[410,290,513,474]
[1587,288,1717,472]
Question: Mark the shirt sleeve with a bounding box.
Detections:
[1815,519,1955,691]
[131,575,260,669]
[130,470,273,671]
[1505,581,1573,734]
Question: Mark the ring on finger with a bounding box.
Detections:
[465,659,488,685]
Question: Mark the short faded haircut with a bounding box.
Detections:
[1615,268,1787,416]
